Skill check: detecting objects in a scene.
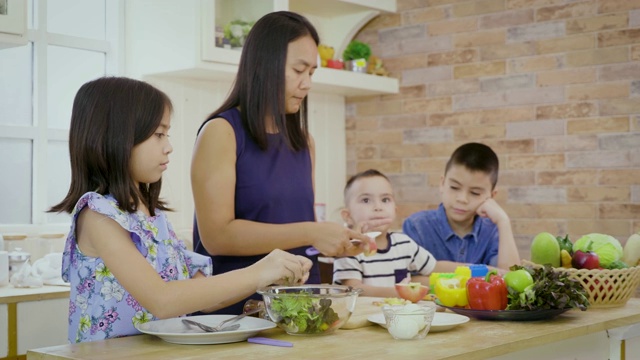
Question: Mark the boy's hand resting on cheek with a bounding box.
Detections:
[255,249,312,288]
[476,198,510,227]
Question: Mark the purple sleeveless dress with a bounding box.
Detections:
[193,108,320,314]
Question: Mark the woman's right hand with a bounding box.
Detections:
[254,249,312,288]
[310,219,391,257]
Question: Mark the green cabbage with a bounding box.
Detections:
[572,233,623,267]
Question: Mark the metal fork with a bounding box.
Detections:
[182,307,262,332]
[182,320,240,333]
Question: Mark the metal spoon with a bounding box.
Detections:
[306,232,382,255]
[182,307,261,333]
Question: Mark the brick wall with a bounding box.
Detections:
[346,0,640,263]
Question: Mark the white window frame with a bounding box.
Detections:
[0,0,124,235]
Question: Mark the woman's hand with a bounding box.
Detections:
[308,222,357,256]
[254,249,312,288]
[354,218,392,234]
[310,218,392,257]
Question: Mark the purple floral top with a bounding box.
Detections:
[62,192,212,343]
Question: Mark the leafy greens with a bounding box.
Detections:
[506,264,589,311]
[270,293,340,334]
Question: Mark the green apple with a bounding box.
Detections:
[503,269,534,293]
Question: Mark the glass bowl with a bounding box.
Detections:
[382,303,436,340]
[257,284,362,336]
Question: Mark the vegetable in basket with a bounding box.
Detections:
[606,260,629,269]
[572,233,623,268]
[622,232,640,267]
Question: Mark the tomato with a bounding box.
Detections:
[503,269,534,293]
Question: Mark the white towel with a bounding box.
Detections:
[9,252,69,288]
[31,252,69,286]
[10,260,43,288]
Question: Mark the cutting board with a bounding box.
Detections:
[343,296,386,329]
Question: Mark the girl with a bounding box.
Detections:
[50,77,311,343]
[190,11,388,315]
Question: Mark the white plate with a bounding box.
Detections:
[367,312,470,332]
[135,315,276,344]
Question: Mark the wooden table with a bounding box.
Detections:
[27,298,640,360]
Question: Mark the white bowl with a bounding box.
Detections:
[382,303,436,340]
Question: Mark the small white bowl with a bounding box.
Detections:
[382,303,436,340]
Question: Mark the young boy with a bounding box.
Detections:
[402,142,520,272]
[332,169,455,298]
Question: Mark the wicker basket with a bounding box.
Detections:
[522,260,640,308]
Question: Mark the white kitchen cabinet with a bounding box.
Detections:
[0,286,69,360]
[125,0,399,232]
[0,0,27,49]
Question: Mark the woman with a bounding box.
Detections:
[191,11,388,314]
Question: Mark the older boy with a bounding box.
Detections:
[333,169,455,297]
[402,143,520,271]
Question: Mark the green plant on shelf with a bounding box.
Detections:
[223,19,254,48]
[342,40,371,61]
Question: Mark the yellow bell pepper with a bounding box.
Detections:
[434,274,468,307]
[429,272,444,294]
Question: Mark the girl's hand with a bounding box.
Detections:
[254,249,312,288]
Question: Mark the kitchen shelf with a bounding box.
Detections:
[152,65,398,97]
[125,0,399,96]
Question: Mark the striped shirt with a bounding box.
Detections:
[332,232,437,287]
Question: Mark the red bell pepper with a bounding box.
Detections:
[466,270,508,310]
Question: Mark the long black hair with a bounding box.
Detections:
[206,11,320,151]
[49,76,173,216]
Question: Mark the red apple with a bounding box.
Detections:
[572,250,600,269]
[394,282,429,303]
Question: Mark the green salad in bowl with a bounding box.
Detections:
[257,285,362,335]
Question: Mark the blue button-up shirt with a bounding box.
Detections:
[402,204,499,266]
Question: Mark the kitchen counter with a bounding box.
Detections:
[0,285,69,304]
[27,298,640,360]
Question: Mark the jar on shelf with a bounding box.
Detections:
[0,250,8,287]
[2,233,27,252]
[35,233,66,261]
[8,247,30,278]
